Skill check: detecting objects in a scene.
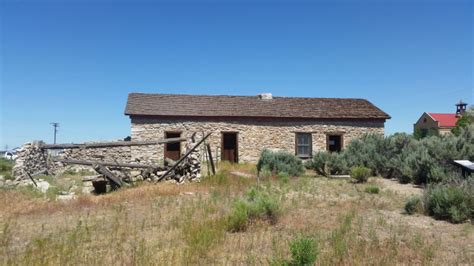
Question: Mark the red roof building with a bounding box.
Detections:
[427,113,459,127]
[414,101,467,136]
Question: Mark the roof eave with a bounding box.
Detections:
[125,113,390,120]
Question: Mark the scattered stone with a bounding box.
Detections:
[12,141,55,178]
[56,193,76,201]
[82,186,93,194]
[230,171,254,178]
[36,180,50,193]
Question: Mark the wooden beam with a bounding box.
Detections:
[93,164,122,188]
[158,133,212,182]
[206,143,216,175]
[26,172,38,187]
[40,137,187,150]
[52,158,162,169]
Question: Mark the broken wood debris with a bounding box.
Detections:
[93,164,123,188]
[48,133,212,193]
[158,132,211,182]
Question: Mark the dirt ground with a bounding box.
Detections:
[0,166,472,265]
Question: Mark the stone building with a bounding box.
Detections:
[125,93,391,163]
[413,100,467,137]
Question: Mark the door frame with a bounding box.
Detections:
[164,131,182,160]
[221,131,239,163]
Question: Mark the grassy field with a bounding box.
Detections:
[1,163,472,265]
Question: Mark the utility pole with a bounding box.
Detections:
[51,122,59,144]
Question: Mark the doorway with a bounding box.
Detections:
[221,132,238,163]
[164,132,181,161]
[327,135,343,152]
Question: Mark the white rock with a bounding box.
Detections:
[56,194,76,201]
[82,187,93,194]
[36,180,50,193]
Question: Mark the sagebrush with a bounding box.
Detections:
[257,149,304,177]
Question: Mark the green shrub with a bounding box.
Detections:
[0,158,13,178]
[405,196,423,215]
[277,172,290,184]
[183,219,225,258]
[226,187,282,232]
[226,200,251,232]
[308,126,474,185]
[342,134,384,174]
[203,171,229,186]
[257,149,304,177]
[424,181,473,223]
[365,185,380,194]
[350,166,371,183]
[310,152,331,176]
[288,235,318,265]
[309,151,348,176]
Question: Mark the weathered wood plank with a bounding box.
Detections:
[93,164,122,188]
[206,143,216,175]
[40,137,187,150]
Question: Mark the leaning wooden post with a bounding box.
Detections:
[206,143,216,175]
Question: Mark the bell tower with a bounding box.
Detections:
[455,100,467,117]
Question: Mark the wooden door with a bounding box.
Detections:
[221,132,238,163]
[164,132,181,160]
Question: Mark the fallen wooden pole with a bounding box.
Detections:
[93,164,122,188]
[40,137,187,150]
[158,133,212,182]
[15,168,48,182]
[52,158,162,169]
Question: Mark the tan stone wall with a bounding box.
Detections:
[130,116,385,163]
[414,113,439,134]
[64,146,131,163]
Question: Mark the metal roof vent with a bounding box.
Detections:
[258,93,273,100]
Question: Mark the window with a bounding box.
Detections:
[327,134,343,152]
[295,133,312,157]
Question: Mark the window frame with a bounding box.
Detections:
[295,133,312,158]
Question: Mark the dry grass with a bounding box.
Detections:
[1,164,472,265]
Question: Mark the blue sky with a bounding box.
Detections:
[1,0,472,148]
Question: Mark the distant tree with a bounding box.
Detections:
[452,107,473,136]
[414,128,438,140]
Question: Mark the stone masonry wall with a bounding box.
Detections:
[130,116,385,163]
[64,146,132,163]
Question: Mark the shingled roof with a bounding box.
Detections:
[125,93,391,120]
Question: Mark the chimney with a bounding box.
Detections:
[455,100,468,117]
[258,93,273,100]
